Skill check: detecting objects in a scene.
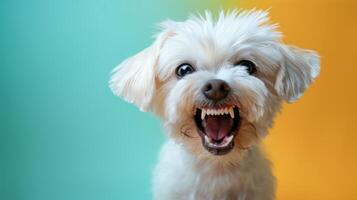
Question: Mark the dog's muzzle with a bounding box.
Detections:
[194,79,241,156]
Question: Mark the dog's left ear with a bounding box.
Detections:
[109,30,173,111]
[274,44,320,103]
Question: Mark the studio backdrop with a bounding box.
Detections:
[1,0,356,200]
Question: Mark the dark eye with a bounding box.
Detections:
[175,63,195,78]
[235,60,257,75]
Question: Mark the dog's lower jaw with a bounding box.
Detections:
[153,140,276,200]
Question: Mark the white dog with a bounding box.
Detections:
[110,10,320,200]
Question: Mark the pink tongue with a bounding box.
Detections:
[203,115,233,141]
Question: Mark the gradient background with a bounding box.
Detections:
[1,0,356,200]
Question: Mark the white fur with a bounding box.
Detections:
[110,10,320,200]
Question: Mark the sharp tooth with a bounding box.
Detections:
[229,107,234,118]
[224,108,228,114]
[214,110,218,115]
[220,135,234,146]
[201,109,206,120]
[226,135,234,143]
[204,135,212,143]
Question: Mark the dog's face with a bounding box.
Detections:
[110,10,320,158]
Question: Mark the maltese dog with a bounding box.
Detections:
[110,10,320,200]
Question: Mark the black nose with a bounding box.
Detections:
[202,79,230,101]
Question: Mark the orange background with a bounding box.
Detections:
[224,0,357,199]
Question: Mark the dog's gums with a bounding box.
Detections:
[194,106,240,155]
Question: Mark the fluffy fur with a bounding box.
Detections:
[110,10,320,200]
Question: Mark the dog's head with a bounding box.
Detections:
[110,10,320,158]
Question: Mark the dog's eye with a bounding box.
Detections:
[234,60,257,75]
[176,63,195,78]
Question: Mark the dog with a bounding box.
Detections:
[109,10,320,200]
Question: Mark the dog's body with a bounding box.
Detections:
[153,141,275,200]
[110,10,319,200]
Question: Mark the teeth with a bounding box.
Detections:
[204,135,234,148]
[201,109,206,120]
[199,106,236,119]
[204,135,212,143]
[226,135,234,143]
[228,107,234,119]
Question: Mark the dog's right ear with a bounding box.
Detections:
[109,28,174,111]
[274,44,320,103]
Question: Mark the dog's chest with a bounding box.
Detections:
[188,170,244,200]
[153,140,246,200]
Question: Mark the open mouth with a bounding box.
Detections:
[194,106,241,156]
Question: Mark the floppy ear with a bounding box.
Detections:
[109,31,172,111]
[274,44,320,103]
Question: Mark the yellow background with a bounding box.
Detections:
[224,0,357,199]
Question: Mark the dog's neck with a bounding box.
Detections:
[184,142,260,174]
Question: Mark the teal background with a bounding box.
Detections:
[0,0,229,200]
